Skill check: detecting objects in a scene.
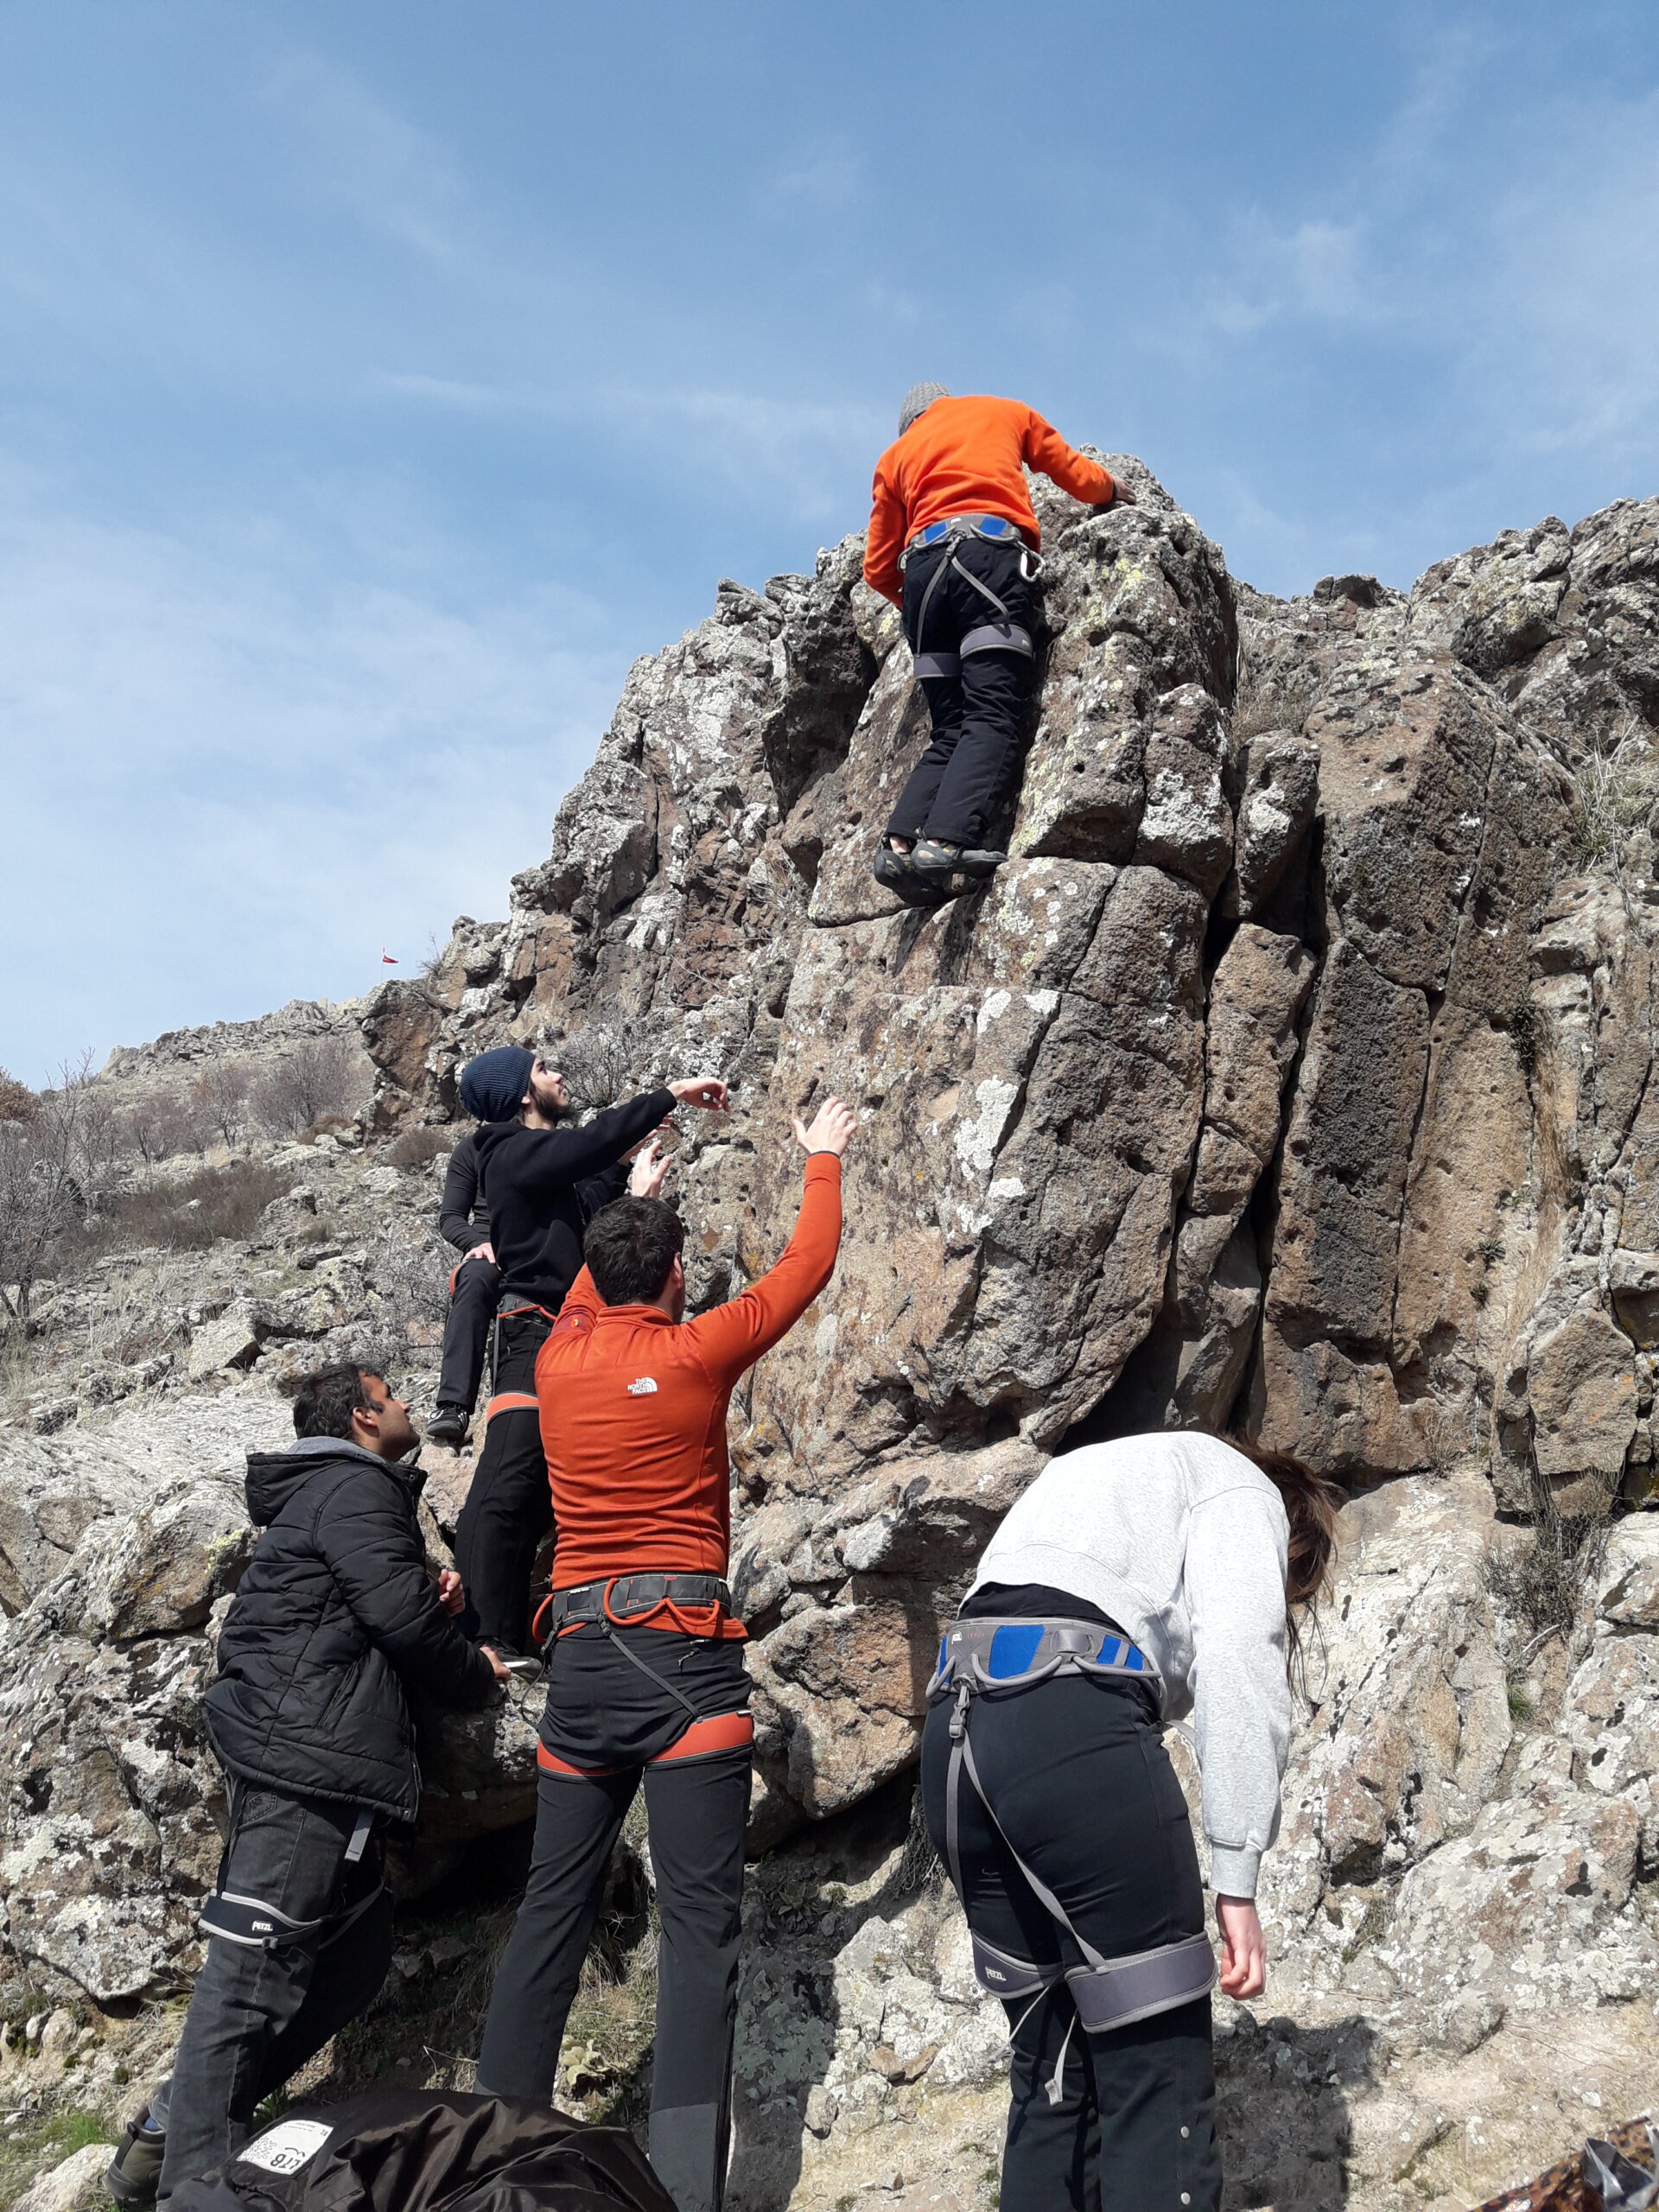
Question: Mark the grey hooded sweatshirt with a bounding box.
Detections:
[968,1430,1291,1897]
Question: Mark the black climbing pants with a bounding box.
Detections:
[477,1630,752,2212]
[435,1254,501,1416]
[156,1786,391,2202]
[920,1675,1220,2212]
[888,537,1039,851]
[454,1309,554,1655]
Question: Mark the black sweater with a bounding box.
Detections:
[474,1088,674,1310]
[205,1440,499,1821]
[440,1133,491,1252]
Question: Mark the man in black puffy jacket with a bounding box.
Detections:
[108,1365,504,2207]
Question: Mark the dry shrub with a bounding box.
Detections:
[1485,1503,1608,1650]
[389,1127,452,1170]
[251,1037,365,1140]
[52,1160,293,1268]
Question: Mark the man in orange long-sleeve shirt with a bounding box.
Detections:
[864,384,1135,905]
[474,1096,855,2212]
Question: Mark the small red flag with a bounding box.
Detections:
[381,949,398,965]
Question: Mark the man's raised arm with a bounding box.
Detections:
[688,1097,856,1381]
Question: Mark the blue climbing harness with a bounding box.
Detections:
[901,514,1042,678]
[928,1616,1217,2076]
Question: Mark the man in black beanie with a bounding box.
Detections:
[453,1045,729,1669]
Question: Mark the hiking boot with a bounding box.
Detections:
[106,2110,166,2206]
[872,846,950,909]
[909,838,1008,880]
[426,1407,469,1448]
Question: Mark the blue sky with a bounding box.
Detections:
[3,1,1656,1084]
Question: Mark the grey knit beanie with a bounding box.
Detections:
[899,382,949,435]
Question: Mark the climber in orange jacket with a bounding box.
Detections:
[863,386,1134,905]
[474,1097,855,2212]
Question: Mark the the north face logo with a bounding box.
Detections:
[627,1376,658,1395]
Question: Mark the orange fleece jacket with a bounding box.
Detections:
[534,1154,843,1628]
[862,394,1115,605]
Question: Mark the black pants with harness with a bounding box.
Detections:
[454,1307,554,1655]
[156,1785,391,2202]
[435,1253,501,1417]
[889,528,1041,852]
[921,1633,1221,2212]
[477,1589,753,2212]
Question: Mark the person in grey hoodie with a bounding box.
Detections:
[921,1429,1338,2212]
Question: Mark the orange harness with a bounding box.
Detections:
[536,1709,753,1779]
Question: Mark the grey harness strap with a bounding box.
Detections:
[932,1616,1217,2062]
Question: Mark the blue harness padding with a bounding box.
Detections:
[928,1615,1216,2090]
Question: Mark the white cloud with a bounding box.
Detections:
[260,48,464,260]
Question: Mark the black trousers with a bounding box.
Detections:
[436,1255,501,1415]
[921,1676,1220,2212]
[156,1787,391,2202]
[477,1746,749,2212]
[454,1311,553,1655]
[887,537,1039,850]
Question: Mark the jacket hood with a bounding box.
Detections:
[245,1437,423,1527]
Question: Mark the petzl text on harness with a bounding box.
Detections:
[199,1879,383,1955]
[929,1617,1217,2062]
[901,514,1042,677]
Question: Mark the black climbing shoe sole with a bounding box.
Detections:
[426,1409,469,1447]
[910,839,1008,880]
[873,849,951,908]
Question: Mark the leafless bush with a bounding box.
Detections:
[193,1060,253,1153]
[389,1126,452,1170]
[251,1036,364,1140]
[48,1159,295,1269]
[357,1218,453,1378]
[1484,1497,1609,1652]
[0,1070,35,1126]
[550,1020,639,1111]
[0,1056,124,1331]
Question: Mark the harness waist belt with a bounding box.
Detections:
[906,512,1030,554]
[928,1615,1159,1701]
[550,1573,732,1627]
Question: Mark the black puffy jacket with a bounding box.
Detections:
[205,1439,499,1821]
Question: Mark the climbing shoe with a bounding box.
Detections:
[426,1407,469,1448]
[873,846,950,909]
[909,838,1007,880]
[106,2109,166,2205]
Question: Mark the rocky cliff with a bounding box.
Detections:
[3,463,1657,2210]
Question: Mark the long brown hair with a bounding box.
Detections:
[1221,1436,1343,1679]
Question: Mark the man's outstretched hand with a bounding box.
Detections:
[1103,477,1138,507]
[669,1077,730,1113]
[792,1096,856,1157]
[629,1136,671,1198]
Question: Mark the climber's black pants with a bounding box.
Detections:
[454,1311,553,1655]
[888,537,1039,851]
[921,1675,1221,2212]
[435,1254,501,1415]
[156,1787,391,2201]
[476,1693,750,2212]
